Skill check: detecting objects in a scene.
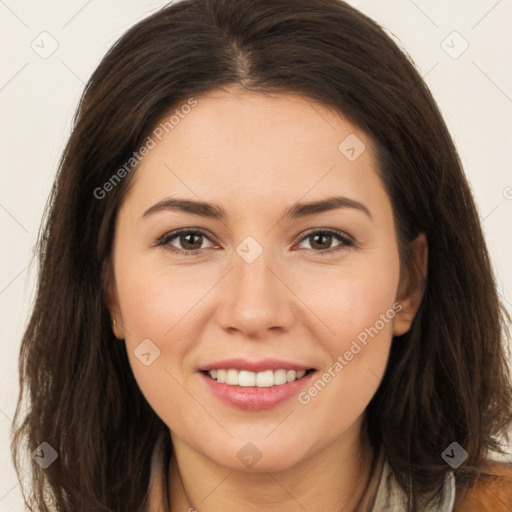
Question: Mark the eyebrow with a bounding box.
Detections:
[142,196,372,221]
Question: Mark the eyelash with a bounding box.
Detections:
[155,228,354,257]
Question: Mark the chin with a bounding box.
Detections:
[200,436,310,473]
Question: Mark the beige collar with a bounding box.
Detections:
[370,456,455,511]
[146,432,169,512]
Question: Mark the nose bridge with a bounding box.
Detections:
[235,240,274,297]
[216,236,294,335]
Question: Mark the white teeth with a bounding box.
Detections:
[226,369,239,385]
[206,368,310,387]
[256,370,274,387]
[238,370,256,387]
[274,369,287,385]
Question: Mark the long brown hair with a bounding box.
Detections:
[11,0,512,510]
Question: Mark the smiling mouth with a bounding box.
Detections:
[202,368,315,388]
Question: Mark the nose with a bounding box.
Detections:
[215,245,296,338]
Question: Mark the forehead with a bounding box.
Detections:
[121,88,390,220]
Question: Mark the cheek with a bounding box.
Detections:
[114,246,207,344]
[114,262,206,425]
[112,246,203,388]
[303,253,401,354]
[293,247,400,413]
[294,261,400,433]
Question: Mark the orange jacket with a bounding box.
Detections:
[453,462,512,511]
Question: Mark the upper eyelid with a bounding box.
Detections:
[159,227,217,245]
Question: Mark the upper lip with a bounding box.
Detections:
[200,358,313,373]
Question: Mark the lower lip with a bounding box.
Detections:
[200,371,316,410]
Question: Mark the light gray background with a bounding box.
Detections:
[1,0,511,509]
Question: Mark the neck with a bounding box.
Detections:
[167,418,382,512]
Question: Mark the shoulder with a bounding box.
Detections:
[453,462,512,512]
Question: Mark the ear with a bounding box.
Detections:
[102,258,125,340]
[393,233,428,336]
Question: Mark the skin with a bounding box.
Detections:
[106,86,427,511]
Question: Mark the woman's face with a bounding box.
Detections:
[107,88,423,471]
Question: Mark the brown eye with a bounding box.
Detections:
[178,232,204,251]
[157,229,215,255]
[297,229,353,254]
[310,233,334,250]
